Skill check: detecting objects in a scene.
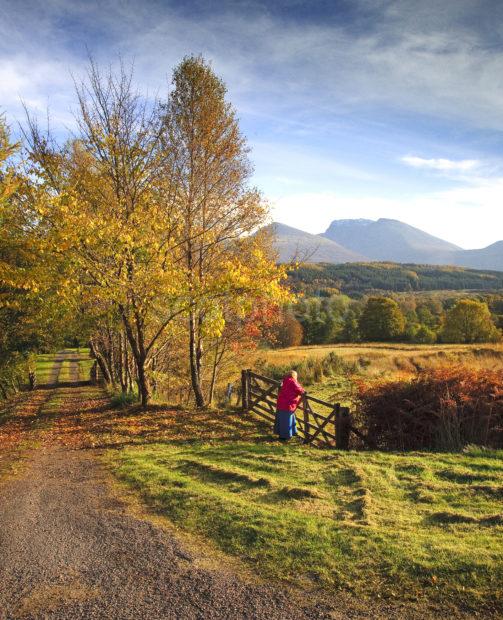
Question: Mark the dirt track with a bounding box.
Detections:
[0,443,347,619]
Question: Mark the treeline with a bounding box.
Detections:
[288,262,503,296]
[269,293,503,346]
[0,57,288,406]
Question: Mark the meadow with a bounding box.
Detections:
[107,422,503,615]
[253,342,503,403]
[257,342,503,374]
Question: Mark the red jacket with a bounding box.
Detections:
[276,376,305,412]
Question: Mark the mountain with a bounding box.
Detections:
[452,241,503,271]
[266,218,503,271]
[264,223,367,263]
[322,218,461,264]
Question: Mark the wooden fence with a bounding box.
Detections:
[241,369,368,449]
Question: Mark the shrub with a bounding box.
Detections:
[357,366,503,451]
[110,391,138,408]
[270,312,304,348]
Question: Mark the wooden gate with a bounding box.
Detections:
[241,369,365,449]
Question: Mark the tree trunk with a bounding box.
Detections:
[136,357,151,408]
[89,339,112,384]
[119,331,127,393]
[189,310,205,407]
[208,341,221,405]
[121,310,151,408]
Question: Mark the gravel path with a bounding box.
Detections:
[0,442,342,620]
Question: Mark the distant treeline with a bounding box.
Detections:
[268,293,503,347]
[288,262,503,296]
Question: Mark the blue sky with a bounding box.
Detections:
[1,0,503,248]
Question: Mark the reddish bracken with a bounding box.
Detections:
[356,366,503,451]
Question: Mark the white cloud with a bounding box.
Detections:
[4,0,503,132]
[401,156,479,172]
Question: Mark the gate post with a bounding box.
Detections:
[241,369,249,411]
[302,394,311,443]
[336,406,351,450]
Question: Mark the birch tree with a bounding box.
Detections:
[162,56,287,407]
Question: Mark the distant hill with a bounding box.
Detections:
[452,241,503,271]
[263,223,367,263]
[322,218,461,264]
[287,262,503,296]
[266,218,503,271]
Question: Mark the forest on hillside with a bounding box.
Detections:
[288,262,503,296]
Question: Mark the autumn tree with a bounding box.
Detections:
[23,58,288,408]
[0,117,69,396]
[0,118,27,396]
[271,311,304,348]
[161,56,288,406]
[441,299,501,343]
[358,297,405,341]
[25,62,188,406]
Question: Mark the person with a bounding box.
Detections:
[275,370,305,440]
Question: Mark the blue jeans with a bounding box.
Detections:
[274,410,297,439]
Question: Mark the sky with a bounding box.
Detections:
[1,0,503,249]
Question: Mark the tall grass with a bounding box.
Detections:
[255,351,358,386]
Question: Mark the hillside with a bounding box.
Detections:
[322,218,460,263]
[453,241,503,271]
[267,219,503,270]
[287,262,503,295]
[263,222,367,263]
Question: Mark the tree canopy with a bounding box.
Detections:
[1,57,289,406]
[358,297,406,341]
[442,300,501,344]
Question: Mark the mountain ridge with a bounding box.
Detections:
[267,219,503,271]
[263,222,368,263]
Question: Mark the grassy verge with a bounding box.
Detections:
[35,355,58,384]
[78,358,93,382]
[107,438,503,613]
[58,360,73,383]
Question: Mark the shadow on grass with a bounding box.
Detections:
[41,383,276,451]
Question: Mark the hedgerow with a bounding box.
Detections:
[357,366,503,451]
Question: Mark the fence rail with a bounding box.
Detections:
[241,369,366,449]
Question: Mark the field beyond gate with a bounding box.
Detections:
[241,369,367,448]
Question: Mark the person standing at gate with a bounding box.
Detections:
[275,370,305,440]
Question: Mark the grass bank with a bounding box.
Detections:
[107,438,503,614]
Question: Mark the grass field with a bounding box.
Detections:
[257,342,503,375]
[108,436,503,613]
[34,354,59,383]
[253,342,503,404]
[11,349,503,614]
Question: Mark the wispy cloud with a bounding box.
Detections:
[3,1,503,130]
[2,1,503,249]
[401,156,479,172]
